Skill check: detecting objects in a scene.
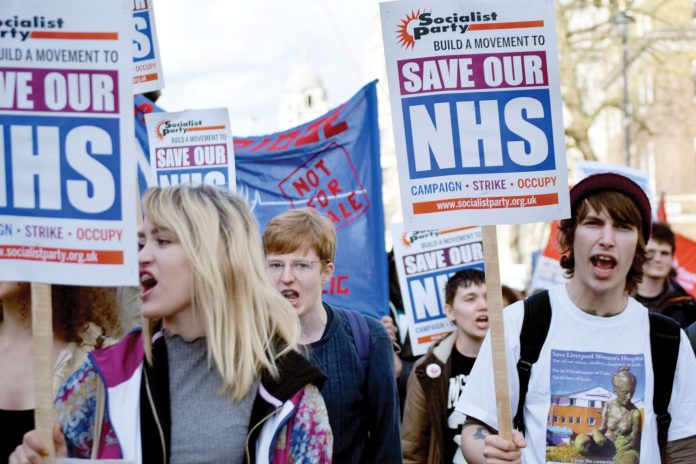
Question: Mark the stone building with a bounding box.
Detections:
[277,59,329,131]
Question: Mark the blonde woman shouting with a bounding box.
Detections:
[11,185,332,464]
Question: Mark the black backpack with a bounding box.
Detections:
[514,290,681,460]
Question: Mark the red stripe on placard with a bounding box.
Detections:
[30,31,118,40]
[187,125,226,132]
[417,331,453,345]
[0,245,123,265]
[134,73,159,84]
[413,193,559,214]
[468,20,544,31]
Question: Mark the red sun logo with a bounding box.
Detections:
[154,120,167,141]
[396,9,424,50]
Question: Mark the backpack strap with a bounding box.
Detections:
[514,290,552,435]
[343,308,371,371]
[648,312,681,461]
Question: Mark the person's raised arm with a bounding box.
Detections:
[460,418,526,464]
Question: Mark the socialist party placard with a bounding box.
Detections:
[380,0,570,230]
[0,0,138,286]
[132,0,164,94]
[391,223,484,355]
[145,108,236,190]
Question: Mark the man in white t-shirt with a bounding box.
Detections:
[457,173,696,463]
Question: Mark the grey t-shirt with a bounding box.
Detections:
[165,332,258,464]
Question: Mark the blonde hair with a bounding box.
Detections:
[141,185,300,400]
[262,207,336,263]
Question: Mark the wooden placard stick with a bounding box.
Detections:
[31,282,55,462]
[135,172,144,226]
[481,225,513,441]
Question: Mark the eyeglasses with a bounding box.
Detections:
[265,260,327,276]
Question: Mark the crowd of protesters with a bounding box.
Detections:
[4,173,696,463]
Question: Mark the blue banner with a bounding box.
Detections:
[134,81,389,318]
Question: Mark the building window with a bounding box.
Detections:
[692,60,696,102]
[636,13,652,35]
[553,415,558,423]
[561,417,566,424]
[638,72,654,105]
[569,417,574,424]
[570,398,576,406]
[577,417,581,424]
[588,418,596,426]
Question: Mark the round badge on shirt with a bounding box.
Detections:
[426,363,441,378]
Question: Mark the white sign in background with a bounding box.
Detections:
[391,223,484,356]
[145,108,236,191]
[380,0,570,231]
[132,0,164,94]
[0,0,138,286]
[575,160,655,216]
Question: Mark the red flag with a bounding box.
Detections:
[675,233,696,298]
[657,191,668,223]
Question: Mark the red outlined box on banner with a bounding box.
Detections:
[278,142,370,230]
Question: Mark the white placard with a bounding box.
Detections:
[380,0,570,231]
[575,160,655,215]
[132,0,164,94]
[145,108,236,190]
[391,223,483,356]
[0,0,138,286]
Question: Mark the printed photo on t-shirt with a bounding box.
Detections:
[546,350,645,464]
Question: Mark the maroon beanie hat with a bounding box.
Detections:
[569,172,651,241]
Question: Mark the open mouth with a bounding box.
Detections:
[281,289,299,304]
[476,315,489,328]
[591,255,617,274]
[140,271,157,292]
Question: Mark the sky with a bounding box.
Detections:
[154,0,385,136]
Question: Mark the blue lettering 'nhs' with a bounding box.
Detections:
[132,11,155,62]
[402,89,556,179]
[0,115,121,220]
[408,269,456,322]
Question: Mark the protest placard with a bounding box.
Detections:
[380,0,569,439]
[575,160,655,215]
[1,0,134,457]
[145,108,235,190]
[0,0,138,286]
[528,220,566,293]
[391,224,484,355]
[380,0,569,231]
[132,0,164,94]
